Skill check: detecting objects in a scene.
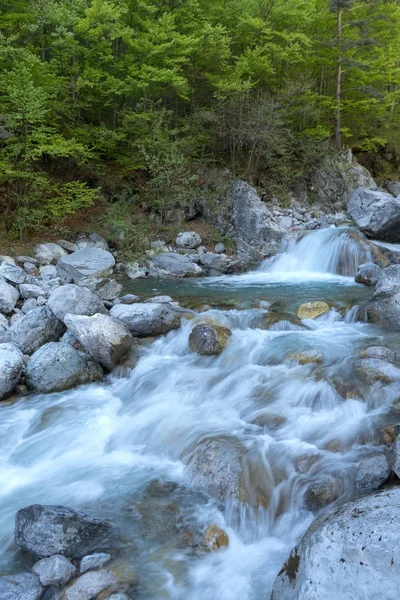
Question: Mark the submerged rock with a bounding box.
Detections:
[355,358,400,384]
[33,555,76,586]
[297,301,329,320]
[287,350,324,365]
[203,525,229,551]
[64,314,133,371]
[359,346,395,361]
[189,324,232,355]
[355,262,381,286]
[26,342,103,393]
[15,504,118,558]
[271,488,400,600]
[0,572,42,600]
[0,343,24,400]
[48,284,107,323]
[348,187,400,241]
[110,303,180,336]
[304,475,343,512]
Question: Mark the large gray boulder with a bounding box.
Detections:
[355,358,400,384]
[26,342,103,393]
[77,277,122,301]
[0,343,24,399]
[198,249,240,275]
[354,453,391,495]
[348,188,400,241]
[312,149,377,209]
[355,262,381,286]
[0,277,19,314]
[110,303,180,336]
[365,294,400,330]
[64,313,133,371]
[0,573,42,600]
[271,488,400,600]
[33,555,76,586]
[149,252,203,277]
[5,307,65,355]
[199,178,285,264]
[34,242,68,265]
[0,262,25,285]
[57,248,115,282]
[15,504,118,558]
[176,231,202,249]
[48,284,107,323]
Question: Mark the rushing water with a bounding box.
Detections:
[1,227,400,599]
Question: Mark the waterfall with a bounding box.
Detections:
[260,227,371,277]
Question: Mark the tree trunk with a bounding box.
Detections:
[335,7,342,150]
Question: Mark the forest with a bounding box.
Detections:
[1,0,400,242]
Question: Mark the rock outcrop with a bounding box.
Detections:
[348,188,400,242]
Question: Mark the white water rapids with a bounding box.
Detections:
[1,227,399,599]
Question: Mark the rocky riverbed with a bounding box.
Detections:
[1,169,400,599]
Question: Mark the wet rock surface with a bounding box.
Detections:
[110,303,180,336]
[15,505,118,558]
[189,324,232,355]
[348,187,400,242]
[272,488,400,600]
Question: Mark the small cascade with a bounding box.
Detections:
[260,227,371,277]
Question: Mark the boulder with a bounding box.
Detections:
[176,231,202,249]
[355,358,400,384]
[19,283,49,299]
[119,294,140,305]
[110,303,180,336]
[214,242,226,254]
[48,284,107,323]
[348,188,400,241]
[57,240,78,253]
[355,262,381,286]
[6,307,65,355]
[373,264,400,297]
[366,293,400,330]
[297,302,329,320]
[359,346,395,361]
[271,488,400,600]
[40,265,58,278]
[80,552,111,574]
[65,570,117,600]
[312,149,377,209]
[199,178,285,264]
[0,262,25,285]
[304,475,343,512]
[0,277,19,314]
[77,277,122,301]
[198,249,239,275]
[189,324,232,355]
[26,342,103,393]
[203,525,229,552]
[149,253,203,278]
[33,555,76,586]
[64,314,133,371]
[0,313,8,332]
[75,232,109,251]
[15,505,118,558]
[0,573,42,600]
[354,453,391,495]
[34,243,68,265]
[0,343,24,400]
[124,261,149,280]
[0,255,16,266]
[57,248,115,282]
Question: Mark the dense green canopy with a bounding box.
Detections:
[1,0,399,237]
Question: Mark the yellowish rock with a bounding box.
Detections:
[287,350,324,365]
[204,525,229,551]
[297,301,329,320]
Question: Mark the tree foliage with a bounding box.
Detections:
[1,0,399,236]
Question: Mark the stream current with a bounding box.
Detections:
[1,226,400,599]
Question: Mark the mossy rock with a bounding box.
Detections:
[189,324,232,355]
[297,301,329,320]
